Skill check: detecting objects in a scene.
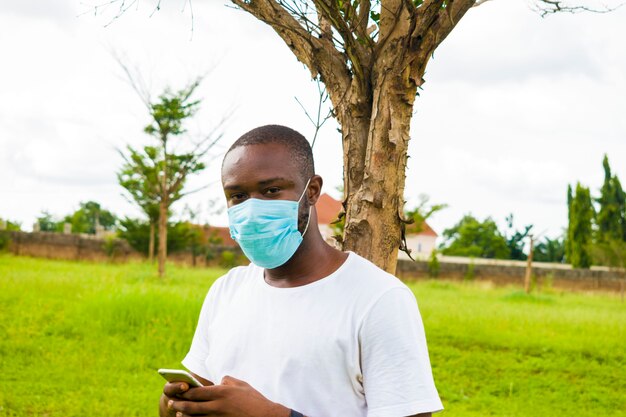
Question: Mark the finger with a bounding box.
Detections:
[178,385,224,401]
[221,375,247,387]
[164,381,190,397]
[170,399,220,416]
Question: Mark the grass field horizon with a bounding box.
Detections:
[1,254,625,416]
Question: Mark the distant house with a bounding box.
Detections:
[403,221,438,257]
[316,193,438,255]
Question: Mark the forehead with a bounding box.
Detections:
[221,143,300,186]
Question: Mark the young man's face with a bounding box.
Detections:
[221,142,311,231]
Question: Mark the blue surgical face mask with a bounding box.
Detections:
[227,179,312,269]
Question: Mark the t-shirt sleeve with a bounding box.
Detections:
[359,286,443,417]
[181,284,217,382]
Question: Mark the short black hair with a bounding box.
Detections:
[224,125,315,182]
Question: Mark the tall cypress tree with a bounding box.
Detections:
[596,155,626,243]
[569,183,594,269]
[565,184,574,262]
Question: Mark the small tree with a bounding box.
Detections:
[118,145,174,262]
[567,183,594,269]
[596,155,626,243]
[119,78,222,277]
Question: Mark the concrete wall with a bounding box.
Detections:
[1,230,245,267]
[4,230,139,262]
[396,258,626,292]
[3,230,624,293]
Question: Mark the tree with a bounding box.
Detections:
[128,80,220,277]
[439,214,509,259]
[227,0,618,274]
[62,201,118,234]
[596,154,626,243]
[534,236,565,263]
[118,145,171,262]
[36,211,63,232]
[567,183,594,268]
[504,213,533,261]
[99,0,615,273]
[565,184,574,262]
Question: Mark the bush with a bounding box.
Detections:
[102,235,118,259]
[219,250,237,269]
[427,250,440,278]
[0,231,11,252]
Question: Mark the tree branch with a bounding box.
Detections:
[530,0,622,17]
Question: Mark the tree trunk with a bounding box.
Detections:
[148,220,155,263]
[340,72,417,275]
[158,139,169,278]
[158,199,167,277]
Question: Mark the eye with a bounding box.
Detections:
[265,187,281,195]
[229,192,247,202]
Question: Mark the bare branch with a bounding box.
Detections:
[231,0,351,107]
[294,77,334,149]
[111,50,152,109]
[530,0,622,17]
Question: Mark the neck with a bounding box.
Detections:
[264,222,347,288]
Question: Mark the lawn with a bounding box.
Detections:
[0,254,624,416]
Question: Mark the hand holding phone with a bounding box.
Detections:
[158,368,204,388]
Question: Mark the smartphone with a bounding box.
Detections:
[158,368,204,388]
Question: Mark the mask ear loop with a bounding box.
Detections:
[298,178,312,237]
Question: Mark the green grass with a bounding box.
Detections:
[1,255,625,416]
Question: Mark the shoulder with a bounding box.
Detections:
[338,252,415,316]
[343,252,410,295]
[205,263,261,302]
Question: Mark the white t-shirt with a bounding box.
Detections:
[182,252,443,417]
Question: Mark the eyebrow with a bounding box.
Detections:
[223,177,295,191]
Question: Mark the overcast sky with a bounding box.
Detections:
[1,0,625,243]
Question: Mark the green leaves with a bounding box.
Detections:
[440,214,510,259]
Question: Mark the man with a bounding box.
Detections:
[160,125,443,417]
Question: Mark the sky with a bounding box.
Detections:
[1,0,625,243]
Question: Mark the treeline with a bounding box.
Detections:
[437,214,563,263]
[438,155,626,269]
[33,201,222,259]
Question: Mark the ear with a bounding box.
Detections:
[307,175,323,205]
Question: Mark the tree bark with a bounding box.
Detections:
[341,70,417,274]
[158,199,167,277]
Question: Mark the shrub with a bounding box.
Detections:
[0,231,11,252]
[219,250,236,269]
[428,250,440,278]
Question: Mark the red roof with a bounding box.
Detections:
[316,193,344,225]
[316,193,437,237]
